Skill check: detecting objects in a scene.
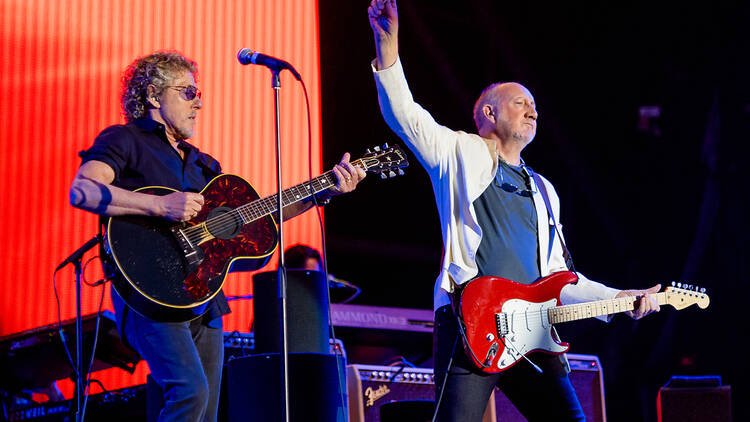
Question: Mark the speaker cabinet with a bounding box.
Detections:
[252,270,331,355]
[492,353,607,422]
[658,383,731,422]
[346,364,496,422]
[225,353,347,422]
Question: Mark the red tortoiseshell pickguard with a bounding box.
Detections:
[182,174,277,299]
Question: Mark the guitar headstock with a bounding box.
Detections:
[358,143,409,179]
[664,283,710,310]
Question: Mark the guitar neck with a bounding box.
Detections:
[548,292,669,324]
[235,159,367,222]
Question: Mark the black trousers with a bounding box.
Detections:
[433,305,585,422]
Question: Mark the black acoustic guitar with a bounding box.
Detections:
[106,144,408,322]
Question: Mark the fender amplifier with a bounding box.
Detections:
[492,353,607,422]
[346,364,496,422]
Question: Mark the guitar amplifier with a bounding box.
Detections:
[492,353,607,422]
[657,376,731,422]
[347,354,605,422]
[222,331,346,362]
[346,364,496,422]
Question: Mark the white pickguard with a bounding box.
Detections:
[496,297,568,370]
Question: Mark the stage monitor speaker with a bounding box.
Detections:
[346,364,496,422]
[253,270,331,355]
[225,352,347,422]
[492,353,607,422]
[657,376,731,422]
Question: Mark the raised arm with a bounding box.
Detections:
[368,0,399,70]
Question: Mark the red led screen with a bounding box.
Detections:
[0,0,323,396]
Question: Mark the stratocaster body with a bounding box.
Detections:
[458,271,576,373]
[458,271,710,374]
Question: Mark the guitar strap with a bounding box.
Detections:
[531,171,575,375]
[531,171,576,272]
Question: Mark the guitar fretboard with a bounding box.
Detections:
[548,292,669,324]
[234,159,366,224]
[235,173,336,223]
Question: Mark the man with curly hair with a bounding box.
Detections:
[69,50,365,421]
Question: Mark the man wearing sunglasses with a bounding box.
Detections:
[368,1,661,421]
[69,50,365,422]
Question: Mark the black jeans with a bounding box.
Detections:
[117,297,224,422]
[434,305,585,422]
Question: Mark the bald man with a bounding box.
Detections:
[368,1,660,421]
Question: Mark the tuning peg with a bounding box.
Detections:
[382,142,390,150]
[398,169,405,176]
[388,170,396,178]
[700,287,706,293]
[671,281,676,287]
[374,146,381,152]
[380,172,387,180]
[366,148,372,154]
[676,282,682,288]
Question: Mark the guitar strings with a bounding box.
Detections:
[180,151,398,246]
[179,161,366,246]
[181,169,337,240]
[180,170,338,244]
[500,295,651,330]
[179,178,326,245]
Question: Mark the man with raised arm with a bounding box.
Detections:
[367,1,659,420]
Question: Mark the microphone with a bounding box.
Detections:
[237,48,301,80]
[56,234,102,271]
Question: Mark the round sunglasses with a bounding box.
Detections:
[165,85,202,101]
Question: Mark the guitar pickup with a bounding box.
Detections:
[495,313,509,337]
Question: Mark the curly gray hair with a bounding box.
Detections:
[121,51,198,123]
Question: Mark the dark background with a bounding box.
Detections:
[317,1,749,421]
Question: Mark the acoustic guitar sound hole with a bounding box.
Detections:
[205,207,243,239]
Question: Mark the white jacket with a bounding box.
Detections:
[373,58,620,312]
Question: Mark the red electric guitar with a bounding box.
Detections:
[457,271,710,373]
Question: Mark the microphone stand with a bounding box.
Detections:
[74,255,85,422]
[57,234,101,422]
[270,68,291,422]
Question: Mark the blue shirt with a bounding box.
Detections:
[473,160,540,284]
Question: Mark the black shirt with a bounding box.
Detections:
[81,118,230,324]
